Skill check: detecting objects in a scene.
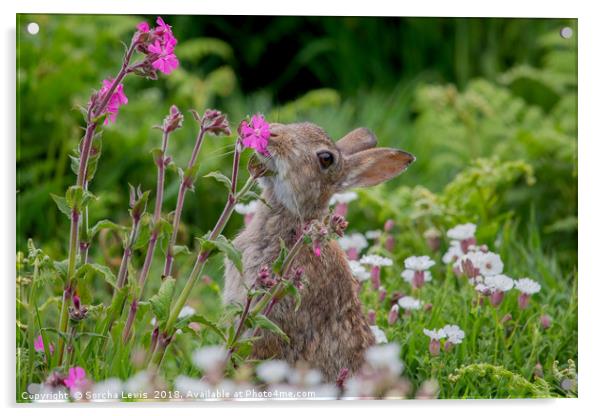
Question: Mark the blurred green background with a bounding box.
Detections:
[16,14,577,270]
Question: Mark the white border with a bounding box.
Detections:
[3,1,600,415]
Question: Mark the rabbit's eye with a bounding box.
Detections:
[317,151,334,169]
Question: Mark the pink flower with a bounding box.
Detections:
[34,335,54,354]
[137,21,150,33]
[155,16,172,35]
[99,78,128,125]
[148,40,179,74]
[63,367,87,390]
[239,114,271,156]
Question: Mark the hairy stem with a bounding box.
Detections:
[163,127,207,278]
[55,36,139,367]
[150,140,255,368]
[122,129,171,343]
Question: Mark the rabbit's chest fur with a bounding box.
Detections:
[223,204,375,382]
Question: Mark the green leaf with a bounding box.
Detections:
[74,263,117,287]
[282,280,302,312]
[204,171,232,191]
[175,314,227,342]
[173,245,191,257]
[253,314,289,343]
[50,194,71,218]
[271,238,288,275]
[212,235,243,273]
[65,185,97,212]
[90,219,126,238]
[149,277,176,328]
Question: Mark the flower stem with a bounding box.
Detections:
[149,141,254,368]
[162,127,207,278]
[122,129,170,343]
[55,35,140,367]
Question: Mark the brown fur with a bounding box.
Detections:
[223,122,414,381]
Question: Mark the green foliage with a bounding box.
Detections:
[15,15,576,401]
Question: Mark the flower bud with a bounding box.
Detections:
[423,303,433,312]
[378,286,387,302]
[257,265,276,289]
[423,228,441,252]
[201,109,231,136]
[490,290,505,307]
[443,340,454,352]
[163,105,184,133]
[429,339,441,356]
[367,309,376,325]
[540,314,552,329]
[329,214,348,237]
[518,292,531,309]
[370,266,381,290]
[387,305,399,325]
[413,270,425,289]
[385,235,395,252]
[384,219,395,232]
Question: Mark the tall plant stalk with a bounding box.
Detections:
[149,139,256,367]
[54,37,139,366]
[122,128,172,343]
[162,126,207,278]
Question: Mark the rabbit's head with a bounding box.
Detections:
[256,122,414,219]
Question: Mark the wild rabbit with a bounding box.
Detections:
[223,122,414,381]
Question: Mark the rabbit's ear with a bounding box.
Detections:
[340,148,415,189]
[336,128,377,155]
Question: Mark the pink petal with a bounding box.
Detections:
[148,40,163,54]
[137,22,150,33]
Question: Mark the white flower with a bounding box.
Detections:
[365,343,404,375]
[484,274,514,292]
[256,360,290,384]
[178,305,196,318]
[456,251,503,276]
[401,269,432,284]
[234,200,259,215]
[442,240,463,264]
[91,378,123,402]
[447,223,477,240]
[514,278,541,294]
[288,368,322,386]
[442,324,465,344]
[329,192,358,205]
[312,384,339,399]
[338,233,368,251]
[398,296,423,310]
[348,260,371,282]
[359,254,393,267]
[124,371,153,394]
[191,345,227,372]
[370,325,388,344]
[404,255,436,271]
[174,375,211,398]
[474,282,491,294]
[423,328,446,340]
[365,230,382,240]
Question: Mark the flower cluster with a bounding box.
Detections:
[135,17,179,75]
[97,78,128,125]
[442,223,542,309]
[423,324,465,356]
